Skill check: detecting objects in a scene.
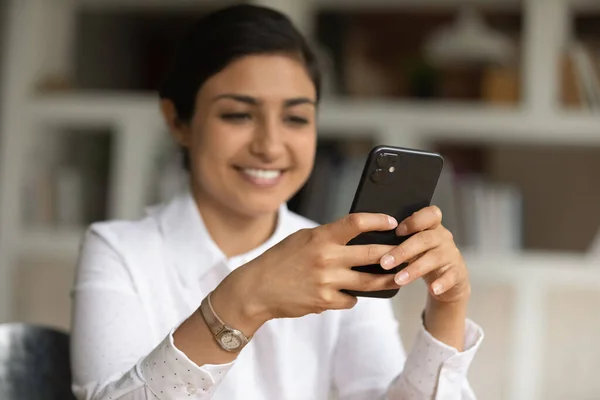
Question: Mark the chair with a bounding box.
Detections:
[0,323,76,400]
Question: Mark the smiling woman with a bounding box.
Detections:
[69,4,483,400]
[162,54,318,228]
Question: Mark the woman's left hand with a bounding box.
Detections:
[379,205,470,304]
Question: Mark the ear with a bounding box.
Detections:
[160,99,191,147]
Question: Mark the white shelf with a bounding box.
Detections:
[28,93,600,145]
[78,0,239,12]
[65,0,600,13]
[464,250,600,286]
[28,92,162,127]
[14,226,600,282]
[317,0,600,11]
[19,227,84,259]
[13,222,600,277]
[318,0,522,10]
[320,100,600,145]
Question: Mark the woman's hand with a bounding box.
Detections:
[379,205,470,350]
[212,205,469,347]
[213,213,401,334]
[379,205,470,303]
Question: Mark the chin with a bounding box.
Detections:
[229,204,279,221]
[231,192,289,218]
[247,197,285,214]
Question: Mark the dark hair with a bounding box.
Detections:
[159,4,322,169]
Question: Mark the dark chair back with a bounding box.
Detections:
[0,323,75,400]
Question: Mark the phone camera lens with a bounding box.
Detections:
[370,168,383,183]
[376,155,389,168]
[376,153,399,169]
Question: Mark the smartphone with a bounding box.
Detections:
[344,145,444,298]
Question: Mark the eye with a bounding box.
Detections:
[220,112,251,122]
[285,115,309,126]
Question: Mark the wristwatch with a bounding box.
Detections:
[199,291,251,352]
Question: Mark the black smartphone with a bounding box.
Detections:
[344,145,444,299]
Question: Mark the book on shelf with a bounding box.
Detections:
[428,160,523,253]
[563,41,600,110]
[287,139,372,224]
[288,141,523,255]
[456,176,522,253]
[21,131,111,230]
[431,160,462,244]
[589,228,600,259]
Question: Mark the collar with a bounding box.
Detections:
[150,189,290,286]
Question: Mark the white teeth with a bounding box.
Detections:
[242,168,281,180]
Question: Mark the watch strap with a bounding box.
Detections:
[199,292,251,351]
[200,292,224,337]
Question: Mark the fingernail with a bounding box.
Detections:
[396,223,407,236]
[395,271,409,285]
[380,254,395,269]
[432,283,443,295]
[388,216,398,227]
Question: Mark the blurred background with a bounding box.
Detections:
[0,0,600,399]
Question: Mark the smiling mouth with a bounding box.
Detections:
[242,168,282,179]
[236,167,286,188]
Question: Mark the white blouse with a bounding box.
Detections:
[70,191,483,400]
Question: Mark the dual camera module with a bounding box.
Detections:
[370,153,399,184]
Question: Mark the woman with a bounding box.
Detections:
[70,4,483,399]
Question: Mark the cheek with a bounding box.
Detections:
[295,134,317,170]
[187,124,233,186]
[188,119,238,166]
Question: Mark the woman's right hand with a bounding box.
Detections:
[212,213,401,335]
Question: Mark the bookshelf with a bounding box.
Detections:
[1,0,600,399]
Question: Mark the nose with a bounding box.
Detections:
[249,116,285,162]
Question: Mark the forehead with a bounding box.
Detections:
[198,54,317,102]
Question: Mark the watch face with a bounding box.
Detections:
[219,331,242,351]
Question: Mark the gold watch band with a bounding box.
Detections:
[199,291,251,352]
[200,292,224,336]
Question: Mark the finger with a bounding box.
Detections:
[337,270,400,293]
[380,229,443,270]
[429,266,461,296]
[326,213,398,244]
[337,244,396,267]
[392,247,447,285]
[396,205,442,236]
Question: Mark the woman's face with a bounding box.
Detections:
[172,54,317,218]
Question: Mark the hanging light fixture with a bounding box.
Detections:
[424,6,516,66]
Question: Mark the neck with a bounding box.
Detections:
[190,185,278,258]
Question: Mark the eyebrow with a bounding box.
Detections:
[213,93,316,107]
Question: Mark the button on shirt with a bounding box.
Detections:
[70,191,483,400]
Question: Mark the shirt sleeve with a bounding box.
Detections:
[332,297,483,400]
[70,227,235,400]
[386,318,483,399]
